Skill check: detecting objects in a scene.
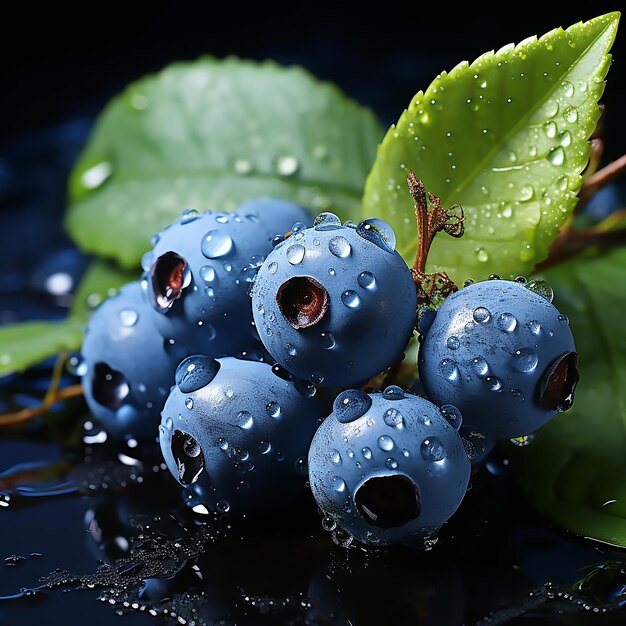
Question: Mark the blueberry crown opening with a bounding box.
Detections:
[151,251,189,312]
[355,474,421,528]
[171,429,205,485]
[539,351,579,412]
[91,361,130,410]
[276,275,329,329]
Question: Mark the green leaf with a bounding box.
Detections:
[0,260,136,378]
[0,319,84,378]
[66,58,383,269]
[515,246,626,547]
[363,13,620,284]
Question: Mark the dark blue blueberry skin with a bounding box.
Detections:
[250,214,417,388]
[418,279,578,439]
[81,281,192,440]
[159,356,320,517]
[143,199,311,357]
[307,388,470,548]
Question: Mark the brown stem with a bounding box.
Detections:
[535,213,626,271]
[0,385,84,427]
[408,172,430,274]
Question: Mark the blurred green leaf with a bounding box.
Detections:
[0,260,136,378]
[516,246,626,547]
[66,57,383,268]
[363,13,619,284]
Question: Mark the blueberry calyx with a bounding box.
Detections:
[539,351,579,411]
[171,429,205,485]
[355,474,421,528]
[151,251,189,312]
[276,275,329,329]
[91,361,130,410]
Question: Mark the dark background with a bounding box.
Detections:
[2,3,625,156]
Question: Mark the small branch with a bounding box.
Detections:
[536,212,626,271]
[0,385,84,427]
[408,172,430,274]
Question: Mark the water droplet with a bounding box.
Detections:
[485,376,503,391]
[333,389,372,423]
[286,244,306,265]
[476,248,489,263]
[511,389,525,402]
[198,265,216,284]
[216,500,231,514]
[362,447,373,460]
[440,404,462,429]
[313,212,342,230]
[341,290,361,309]
[119,308,138,327]
[377,435,394,451]
[544,121,557,138]
[512,347,539,372]
[223,262,232,272]
[286,344,297,357]
[357,271,376,289]
[382,385,405,400]
[176,356,220,393]
[548,146,565,166]
[233,158,252,175]
[525,279,554,302]
[473,307,491,323]
[259,440,272,454]
[421,438,445,462]
[218,438,229,451]
[494,312,517,333]
[328,236,351,258]
[333,476,347,493]
[561,80,574,97]
[520,185,534,201]
[356,218,396,252]
[471,356,489,376]
[545,100,559,118]
[276,155,299,176]
[266,401,281,418]
[446,336,460,350]
[528,320,541,335]
[558,314,569,326]
[237,411,254,430]
[383,408,404,428]
[328,268,336,276]
[563,106,578,123]
[510,434,535,447]
[81,161,113,190]
[201,229,234,258]
[385,458,399,470]
[320,331,336,349]
[439,358,459,381]
[185,398,194,410]
[559,131,572,147]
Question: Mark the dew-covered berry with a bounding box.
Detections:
[418,279,578,439]
[159,356,320,517]
[307,388,470,548]
[81,281,192,440]
[250,213,417,387]
[143,200,310,357]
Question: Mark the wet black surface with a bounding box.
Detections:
[1,15,626,624]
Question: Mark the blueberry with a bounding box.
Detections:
[81,281,192,440]
[307,388,470,547]
[159,356,320,517]
[250,214,417,387]
[143,200,311,357]
[418,279,578,439]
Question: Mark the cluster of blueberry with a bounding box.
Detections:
[80,192,578,549]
